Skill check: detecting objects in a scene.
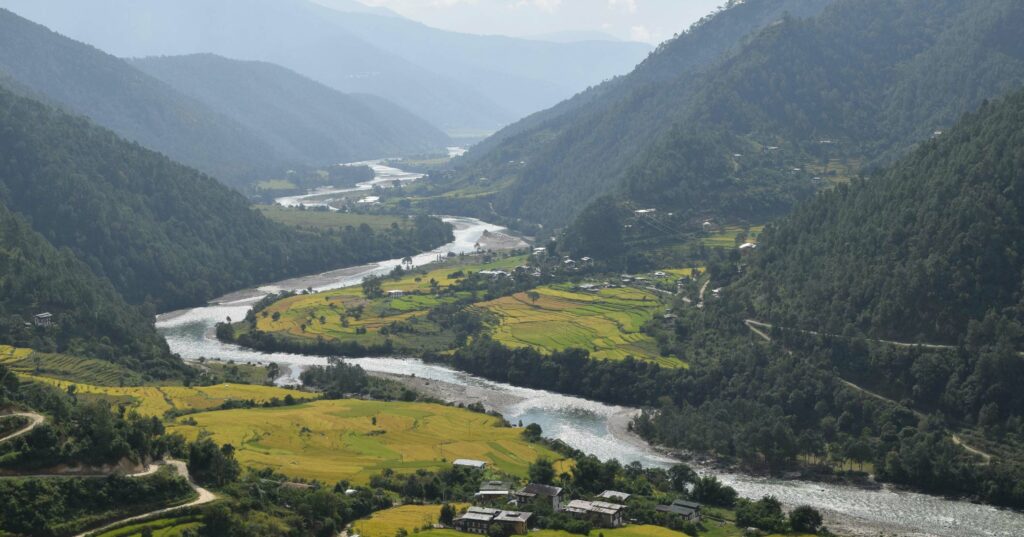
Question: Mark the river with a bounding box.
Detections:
[156,165,1024,537]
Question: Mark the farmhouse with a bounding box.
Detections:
[634,208,657,215]
[453,507,532,535]
[386,290,405,298]
[563,499,625,528]
[597,490,632,502]
[474,480,513,504]
[33,313,53,327]
[514,483,564,510]
[453,459,488,469]
[656,499,702,521]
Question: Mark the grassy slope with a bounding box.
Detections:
[256,206,412,232]
[353,504,469,537]
[0,345,148,386]
[166,399,566,484]
[23,376,315,417]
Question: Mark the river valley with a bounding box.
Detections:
[156,163,1024,537]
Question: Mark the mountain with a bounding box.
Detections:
[0,83,453,312]
[739,88,1024,346]
[131,54,449,168]
[0,8,280,184]
[0,203,183,378]
[0,0,651,134]
[437,0,1024,230]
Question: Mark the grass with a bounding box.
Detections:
[254,179,298,191]
[253,255,529,353]
[166,399,566,484]
[353,504,469,537]
[479,284,685,368]
[257,205,412,232]
[21,375,316,417]
[93,516,202,537]
[702,225,765,249]
[199,359,275,385]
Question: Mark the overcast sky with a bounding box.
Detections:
[357,0,726,44]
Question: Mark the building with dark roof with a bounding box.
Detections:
[453,506,532,535]
[656,499,702,521]
[514,483,564,510]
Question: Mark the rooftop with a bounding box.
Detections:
[453,459,488,468]
[518,483,563,497]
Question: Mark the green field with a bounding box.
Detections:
[254,179,298,191]
[23,375,316,417]
[253,255,527,353]
[702,225,765,249]
[257,205,411,232]
[415,526,693,537]
[167,399,565,484]
[479,284,685,367]
[93,516,202,537]
[353,504,469,537]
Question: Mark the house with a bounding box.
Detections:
[515,483,564,511]
[739,243,757,255]
[453,459,488,470]
[33,313,53,328]
[453,507,532,535]
[533,247,547,255]
[474,481,513,505]
[563,499,625,528]
[634,208,657,215]
[703,221,714,232]
[656,499,702,521]
[597,490,632,503]
[386,290,405,298]
[478,270,510,279]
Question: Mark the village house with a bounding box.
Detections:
[453,459,488,470]
[739,242,757,255]
[33,312,53,328]
[514,483,564,511]
[474,481,513,505]
[597,490,631,503]
[656,499,702,521]
[453,507,532,535]
[386,289,405,298]
[563,499,625,528]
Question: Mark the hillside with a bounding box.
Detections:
[0,8,281,184]
[738,88,1024,345]
[0,0,651,134]
[131,54,449,167]
[0,84,453,312]
[0,203,183,378]
[436,0,1024,229]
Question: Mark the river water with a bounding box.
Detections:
[156,165,1024,537]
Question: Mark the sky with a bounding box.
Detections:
[355,0,726,44]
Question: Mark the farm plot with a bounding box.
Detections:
[479,285,685,368]
[21,376,315,417]
[0,347,148,386]
[353,504,469,537]
[167,399,565,484]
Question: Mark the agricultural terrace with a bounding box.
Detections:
[701,225,765,249]
[353,504,469,537]
[167,399,566,484]
[0,345,149,386]
[21,375,315,417]
[416,526,809,537]
[252,255,528,352]
[93,516,202,537]
[257,205,413,232]
[663,267,705,279]
[478,284,686,368]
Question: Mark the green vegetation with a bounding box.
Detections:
[480,284,684,367]
[257,205,413,232]
[93,516,202,537]
[0,346,149,386]
[166,399,566,484]
[701,226,764,249]
[353,504,469,537]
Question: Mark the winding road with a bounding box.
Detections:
[0,412,44,444]
[743,319,996,463]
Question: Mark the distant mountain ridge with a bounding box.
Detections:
[438,0,1024,231]
[0,0,651,133]
[131,54,449,170]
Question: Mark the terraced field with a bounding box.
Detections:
[417,526,806,537]
[479,285,685,368]
[22,376,315,417]
[167,399,565,484]
[0,345,154,387]
[93,516,202,537]
[353,504,469,537]
[253,255,527,352]
[701,225,765,248]
[257,205,412,232]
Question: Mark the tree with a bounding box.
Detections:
[439,503,456,526]
[529,458,556,485]
[788,505,823,533]
[523,423,543,441]
[362,276,384,299]
[669,464,698,493]
[527,291,541,305]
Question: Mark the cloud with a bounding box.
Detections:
[513,0,562,12]
[629,24,651,42]
[608,0,637,14]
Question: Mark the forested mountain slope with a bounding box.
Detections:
[442,0,1024,230]
[0,203,183,378]
[0,85,453,312]
[131,54,448,168]
[739,89,1024,345]
[0,0,650,134]
[0,8,280,184]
